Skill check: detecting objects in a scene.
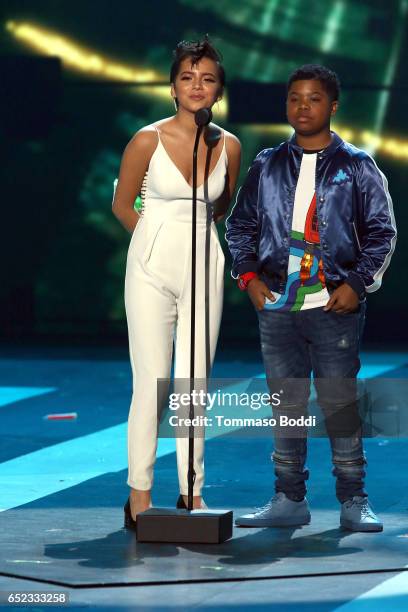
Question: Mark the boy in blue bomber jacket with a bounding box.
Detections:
[226,64,396,531]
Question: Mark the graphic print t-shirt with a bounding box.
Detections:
[266,151,330,311]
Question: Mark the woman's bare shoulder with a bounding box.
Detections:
[126,125,158,152]
[223,128,241,152]
[122,124,165,168]
[209,123,241,152]
[220,128,241,165]
[128,117,177,147]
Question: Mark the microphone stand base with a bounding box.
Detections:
[135,507,233,544]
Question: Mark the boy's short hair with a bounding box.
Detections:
[287,64,340,101]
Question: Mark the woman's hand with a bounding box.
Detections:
[247,278,276,311]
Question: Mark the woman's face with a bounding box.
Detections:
[171,56,222,112]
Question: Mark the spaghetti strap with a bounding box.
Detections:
[153,124,161,143]
[217,129,227,166]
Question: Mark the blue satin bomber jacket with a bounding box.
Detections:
[225,132,397,299]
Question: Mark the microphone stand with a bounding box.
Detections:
[187,123,203,510]
[135,109,233,543]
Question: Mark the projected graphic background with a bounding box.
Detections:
[1,0,406,344]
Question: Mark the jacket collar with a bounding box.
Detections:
[288,130,343,157]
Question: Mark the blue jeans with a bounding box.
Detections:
[258,303,367,503]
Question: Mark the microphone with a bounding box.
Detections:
[194,107,212,127]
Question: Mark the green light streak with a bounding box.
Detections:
[280,0,302,39]
[370,0,407,153]
[259,0,280,33]
[242,0,279,77]
[320,1,345,52]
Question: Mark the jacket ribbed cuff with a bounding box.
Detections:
[235,262,259,276]
[344,271,366,300]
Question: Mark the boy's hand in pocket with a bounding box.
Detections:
[247,278,276,311]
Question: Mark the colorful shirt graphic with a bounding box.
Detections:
[266,152,330,311]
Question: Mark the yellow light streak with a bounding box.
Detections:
[6,20,161,81]
[251,124,408,161]
[5,19,228,117]
[5,20,408,161]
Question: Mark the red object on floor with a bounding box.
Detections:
[44,413,78,420]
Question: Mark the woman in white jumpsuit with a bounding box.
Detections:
[112,38,241,525]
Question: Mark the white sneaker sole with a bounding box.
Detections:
[340,518,383,532]
[235,514,311,528]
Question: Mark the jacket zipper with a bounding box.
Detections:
[352,221,361,251]
[273,455,301,465]
[333,458,366,466]
[315,156,327,269]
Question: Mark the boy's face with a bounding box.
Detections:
[286,79,338,137]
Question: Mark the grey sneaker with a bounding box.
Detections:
[340,496,383,532]
[235,492,311,527]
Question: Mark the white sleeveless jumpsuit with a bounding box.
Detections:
[125,128,226,495]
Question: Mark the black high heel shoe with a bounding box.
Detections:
[176,495,208,510]
[123,498,137,531]
[176,494,188,509]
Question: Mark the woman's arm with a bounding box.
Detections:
[112,128,157,233]
[214,132,241,223]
